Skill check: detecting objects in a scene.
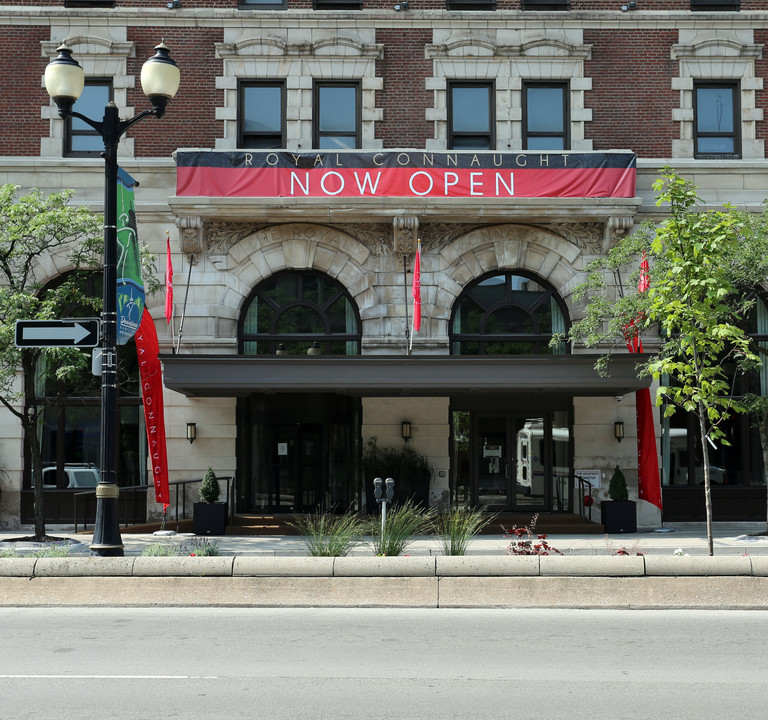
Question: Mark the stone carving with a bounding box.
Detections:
[393,216,419,256]
[205,222,273,253]
[539,222,604,253]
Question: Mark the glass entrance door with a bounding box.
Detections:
[462,411,570,512]
[273,424,323,512]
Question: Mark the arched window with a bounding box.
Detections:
[450,272,569,355]
[239,270,361,355]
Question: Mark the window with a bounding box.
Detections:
[314,0,362,8]
[450,272,568,355]
[239,0,286,8]
[521,0,570,8]
[313,82,360,150]
[239,271,361,356]
[693,82,740,159]
[65,80,111,157]
[64,0,115,6]
[523,82,569,151]
[448,82,494,151]
[239,82,285,149]
[446,0,496,10]
[691,0,739,10]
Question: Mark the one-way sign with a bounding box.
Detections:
[15,319,100,348]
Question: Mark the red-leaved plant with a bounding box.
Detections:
[504,513,562,556]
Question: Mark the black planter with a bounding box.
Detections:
[193,501,227,536]
[601,500,637,533]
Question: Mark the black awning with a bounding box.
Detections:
[160,354,651,398]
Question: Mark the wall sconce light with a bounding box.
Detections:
[186,422,197,444]
[401,421,412,442]
[614,421,625,443]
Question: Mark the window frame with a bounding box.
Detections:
[446,0,496,10]
[521,0,570,9]
[238,80,286,150]
[313,0,363,9]
[522,81,570,151]
[693,81,741,160]
[449,270,570,356]
[64,79,112,158]
[447,81,495,151]
[238,0,287,9]
[313,81,361,151]
[690,0,739,10]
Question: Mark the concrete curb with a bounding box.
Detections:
[2,554,767,578]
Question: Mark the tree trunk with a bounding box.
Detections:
[698,403,714,556]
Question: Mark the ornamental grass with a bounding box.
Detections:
[288,507,366,557]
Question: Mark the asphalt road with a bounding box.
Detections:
[1,607,766,719]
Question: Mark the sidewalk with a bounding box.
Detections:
[3,521,768,556]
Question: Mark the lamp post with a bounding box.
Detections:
[45,41,180,556]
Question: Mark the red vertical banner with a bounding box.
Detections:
[625,252,662,511]
[412,240,421,333]
[136,310,170,507]
[164,233,173,325]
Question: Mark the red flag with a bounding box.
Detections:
[164,234,173,325]
[136,310,170,507]
[412,241,421,332]
[625,251,662,511]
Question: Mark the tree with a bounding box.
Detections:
[565,169,768,555]
[0,184,102,539]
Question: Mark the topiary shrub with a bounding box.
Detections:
[199,467,221,504]
[608,465,629,502]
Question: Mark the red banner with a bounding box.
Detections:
[176,151,637,200]
[412,242,421,333]
[624,253,662,512]
[136,310,169,507]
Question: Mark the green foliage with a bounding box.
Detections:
[141,542,180,557]
[30,542,71,558]
[608,465,629,502]
[199,467,221,504]
[370,500,435,556]
[0,548,20,558]
[436,505,496,556]
[288,508,366,556]
[184,538,220,556]
[361,439,433,506]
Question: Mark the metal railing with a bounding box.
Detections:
[575,475,593,523]
[73,476,235,532]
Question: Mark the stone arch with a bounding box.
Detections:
[435,224,582,324]
[219,223,376,332]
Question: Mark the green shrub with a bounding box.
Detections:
[608,465,629,502]
[370,500,434,556]
[288,508,366,557]
[141,542,179,557]
[0,548,20,558]
[31,542,71,558]
[199,467,221,504]
[186,538,220,556]
[436,505,496,556]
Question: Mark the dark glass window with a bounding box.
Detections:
[448,82,494,151]
[239,81,285,150]
[64,0,115,6]
[65,80,111,157]
[314,0,362,8]
[446,0,496,10]
[523,82,569,151]
[691,0,739,10]
[27,272,144,490]
[240,271,361,355]
[694,82,740,159]
[521,0,570,8]
[450,272,568,355]
[314,82,360,150]
[239,0,286,8]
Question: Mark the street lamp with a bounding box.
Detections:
[45,41,180,556]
